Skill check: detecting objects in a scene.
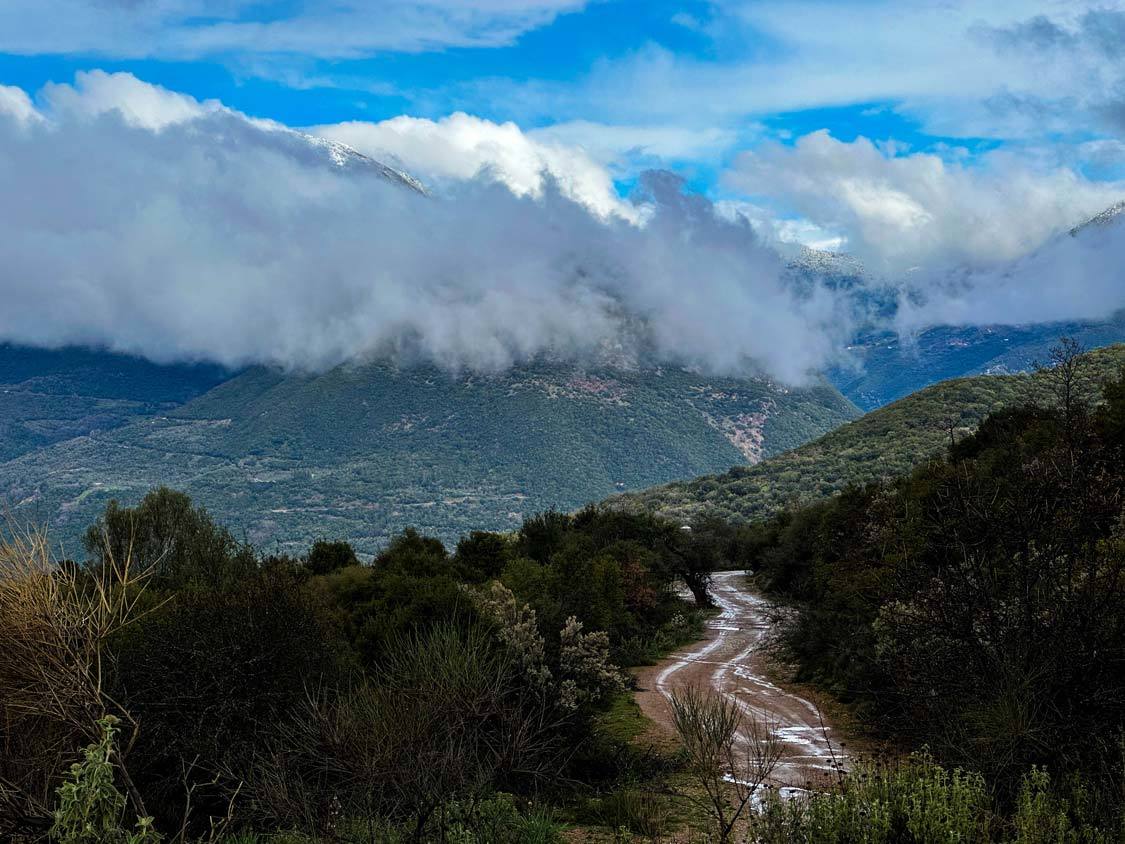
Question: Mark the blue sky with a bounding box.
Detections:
[1,1,1124,265]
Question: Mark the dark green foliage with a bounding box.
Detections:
[84,487,257,591]
[496,507,722,664]
[239,622,572,840]
[72,492,713,837]
[107,563,342,825]
[454,531,513,581]
[743,362,1125,806]
[303,539,359,576]
[309,530,474,669]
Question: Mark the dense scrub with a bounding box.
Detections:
[752,752,1123,843]
[742,350,1125,824]
[0,497,716,841]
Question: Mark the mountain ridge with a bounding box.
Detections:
[1,358,858,554]
[608,343,1125,527]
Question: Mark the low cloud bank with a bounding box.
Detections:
[1,72,1122,385]
[0,72,849,384]
[728,130,1124,275]
[896,206,1125,332]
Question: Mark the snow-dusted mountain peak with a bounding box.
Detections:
[298,132,428,194]
[1070,200,1125,236]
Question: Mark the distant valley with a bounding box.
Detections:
[0,354,855,554]
[2,200,1122,555]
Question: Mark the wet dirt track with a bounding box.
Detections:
[634,571,846,792]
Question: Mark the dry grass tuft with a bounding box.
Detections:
[0,524,156,833]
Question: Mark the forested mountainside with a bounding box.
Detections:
[1,359,856,554]
[0,344,228,462]
[832,314,1125,410]
[611,343,1125,526]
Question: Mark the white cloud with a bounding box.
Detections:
[726,130,1125,273]
[311,112,642,222]
[41,70,222,130]
[0,0,587,59]
[0,84,41,125]
[897,207,1125,329]
[714,200,847,253]
[0,73,848,384]
[479,1,1125,146]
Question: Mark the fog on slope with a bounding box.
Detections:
[0,73,851,386]
[896,203,1125,332]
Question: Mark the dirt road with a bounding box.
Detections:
[635,571,846,793]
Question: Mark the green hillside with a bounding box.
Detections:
[611,343,1125,525]
[0,344,228,462]
[1,361,857,554]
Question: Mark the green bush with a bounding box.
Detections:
[755,753,989,843]
[753,754,1125,844]
[1010,768,1117,844]
[50,717,160,844]
[442,794,563,843]
[580,787,670,838]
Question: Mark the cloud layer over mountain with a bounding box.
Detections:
[0,72,848,383]
[728,130,1125,273]
[0,71,1121,384]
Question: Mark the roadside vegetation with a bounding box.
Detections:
[1,494,719,841]
[736,342,1125,839]
[0,341,1122,841]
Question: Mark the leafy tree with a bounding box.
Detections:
[455,531,513,581]
[84,488,255,591]
[304,539,359,576]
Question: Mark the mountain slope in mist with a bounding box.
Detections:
[802,200,1125,410]
[610,344,1125,527]
[0,359,857,553]
[833,312,1125,410]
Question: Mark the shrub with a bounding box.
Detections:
[107,565,342,829]
[0,528,153,830]
[243,624,569,838]
[581,787,670,838]
[670,685,781,844]
[442,794,563,843]
[84,488,255,592]
[469,581,552,690]
[304,540,359,576]
[558,617,625,712]
[753,753,991,843]
[50,717,159,844]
